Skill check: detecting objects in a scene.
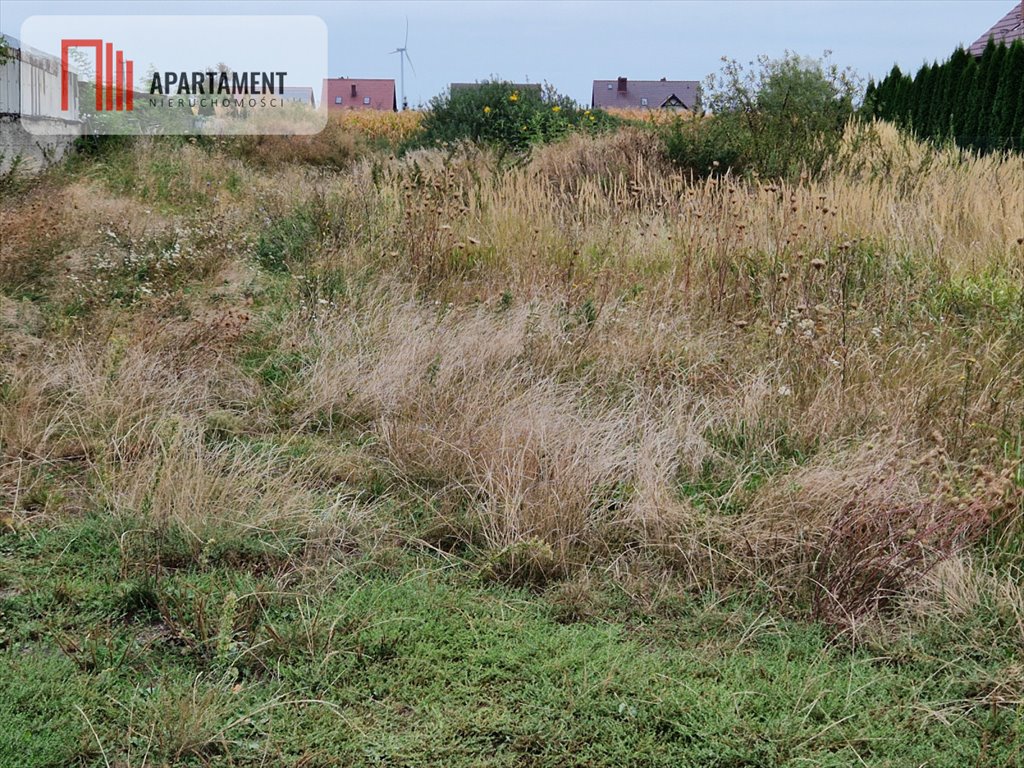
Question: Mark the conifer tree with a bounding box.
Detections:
[937,48,969,139]
[913,64,934,135]
[993,41,1024,150]
[976,42,1007,149]
[965,40,996,149]
[891,66,909,122]
[863,80,878,117]
[1013,66,1024,150]
[867,69,885,119]
[896,70,913,126]
[928,64,950,138]
[880,65,904,122]
[953,57,978,146]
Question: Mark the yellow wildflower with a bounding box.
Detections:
[509,91,519,102]
[483,106,491,114]
[551,105,561,113]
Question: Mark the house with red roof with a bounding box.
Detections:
[321,78,396,111]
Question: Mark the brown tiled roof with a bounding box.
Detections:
[592,78,700,110]
[321,78,396,111]
[969,1,1024,56]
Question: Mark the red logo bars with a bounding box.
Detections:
[61,39,134,111]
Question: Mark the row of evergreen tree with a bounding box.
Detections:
[863,38,1024,152]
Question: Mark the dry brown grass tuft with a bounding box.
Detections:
[104,423,351,571]
[738,439,1022,624]
[234,115,358,170]
[528,126,668,197]
[301,298,716,566]
[0,182,76,295]
[906,553,1024,634]
[0,321,255,529]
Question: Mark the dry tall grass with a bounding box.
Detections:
[606,107,695,125]
[2,119,1021,626]
[334,109,424,144]
[301,298,714,562]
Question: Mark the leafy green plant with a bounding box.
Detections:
[663,51,861,179]
[0,154,28,198]
[416,79,617,157]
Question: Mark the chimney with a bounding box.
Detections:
[617,76,627,92]
[350,83,357,97]
[660,77,666,82]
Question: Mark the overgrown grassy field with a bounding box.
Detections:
[1,119,1023,766]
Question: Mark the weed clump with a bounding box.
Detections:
[417,79,617,156]
[662,51,859,179]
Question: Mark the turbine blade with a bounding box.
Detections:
[404,50,416,77]
[404,16,409,48]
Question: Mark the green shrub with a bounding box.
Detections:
[663,51,860,179]
[254,205,323,274]
[415,80,617,155]
[661,114,746,177]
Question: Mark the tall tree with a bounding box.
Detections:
[863,80,878,117]
[965,40,996,149]
[928,63,950,138]
[876,65,902,121]
[869,66,893,120]
[953,56,978,146]
[1013,63,1024,150]
[935,48,969,138]
[992,41,1024,150]
[895,70,914,126]
[976,42,1007,149]
[913,64,934,135]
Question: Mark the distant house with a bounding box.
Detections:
[281,86,315,108]
[969,1,1024,56]
[321,78,396,111]
[592,77,700,111]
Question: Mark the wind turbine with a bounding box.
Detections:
[389,18,416,110]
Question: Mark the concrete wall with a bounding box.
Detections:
[1,35,82,175]
[0,115,80,174]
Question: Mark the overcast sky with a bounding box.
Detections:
[2,1,1014,106]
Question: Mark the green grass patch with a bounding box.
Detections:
[254,206,325,274]
[920,273,1024,331]
[2,516,1021,767]
[679,423,814,514]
